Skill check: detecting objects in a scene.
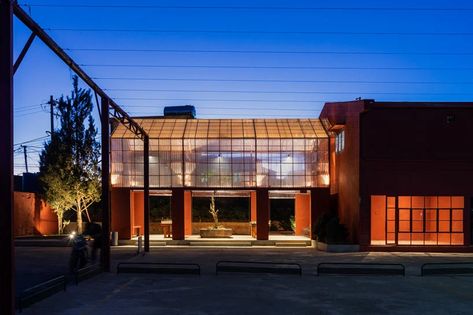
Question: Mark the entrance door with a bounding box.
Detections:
[385,196,396,245]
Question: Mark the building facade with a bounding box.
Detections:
[321,100,473,251]
[110,100,473,251]
[110,118,331,240]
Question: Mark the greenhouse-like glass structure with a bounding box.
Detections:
[111,118,329,189]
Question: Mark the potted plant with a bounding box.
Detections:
[199,195,233,238]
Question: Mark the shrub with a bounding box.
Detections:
[313,213,348,244]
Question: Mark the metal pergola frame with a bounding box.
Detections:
[0,2,151,313]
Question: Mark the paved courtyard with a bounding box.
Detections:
[16,246,473,314]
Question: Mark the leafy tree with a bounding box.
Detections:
[39,76,101,234]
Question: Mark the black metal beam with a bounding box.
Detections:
[144,136,150,252]
[12,3,147,140]
[0,0,15,313]
[13,32,35,74]
[100,97,111,272]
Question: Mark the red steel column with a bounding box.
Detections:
[0,0,15,313]
[256,188,269,240]
[144,136,150,251]
[184,190,192,236]
[100,97,111,271]
[172,188,185,240]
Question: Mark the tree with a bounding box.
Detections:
[39,76,101,234]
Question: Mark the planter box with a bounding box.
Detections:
[200,228,233,238]
[316,241,360,253]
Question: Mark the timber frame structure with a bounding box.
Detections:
[0,2,152,313]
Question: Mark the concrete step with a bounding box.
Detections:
[189,241,252,247]
[275,241,312,247]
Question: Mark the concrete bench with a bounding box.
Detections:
[117,262,201,275]
[18,275,66,312]
[74,264,103,285]
[317,263,405,276]
[216,260,302,276]
[421,262,473,276]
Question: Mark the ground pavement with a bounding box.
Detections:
[16,246,473,315]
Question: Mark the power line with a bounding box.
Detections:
[120,105,323,111]
[81,64,473,71]
[117,97,326,103]
[14,136,49,147]
[94,77,473,85]
[15,110,46,118]
[18,4,473,11]
[47,28,473,36]
[65,48,473,56]
[104,88,473,96]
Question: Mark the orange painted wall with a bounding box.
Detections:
[14,192,57,236]
[250,191,256,221]
[295,193,310,236]
[320,100,366,243]
[184,190,192,235]
[131,191,144,236]
[111,187,132,239]
[370,195,386,243]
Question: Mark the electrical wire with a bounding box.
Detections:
[93,77,473,85]
[65,48,473,56]
[103,88,473,96]
[115,97,326,103]
[18,4,473,11]
[80,64,473,71]
[45,28,473,36]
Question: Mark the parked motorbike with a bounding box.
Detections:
[69,233,89,273]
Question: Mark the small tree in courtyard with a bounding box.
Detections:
[39,76,101,234]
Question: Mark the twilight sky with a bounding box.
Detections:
[12,0,473,173]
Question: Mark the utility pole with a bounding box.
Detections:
[22,145,28,173]
[49,95,54,135]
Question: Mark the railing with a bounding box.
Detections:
[216,260,302,276]
[117,262,201,275]
[421,262,473,276]
[317,263,405,276]
[17,275,66,312]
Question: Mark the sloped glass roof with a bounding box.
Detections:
[112,118,327,139]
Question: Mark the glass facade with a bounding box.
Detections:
[111,118,329,188]
[371,195,464,246]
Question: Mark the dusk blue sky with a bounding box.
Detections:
[12,0,473,173]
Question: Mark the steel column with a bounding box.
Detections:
[100,97,111,271]
[0,0,15,313]
[144,136,150,252]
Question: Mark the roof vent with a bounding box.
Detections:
[163,105,196,119]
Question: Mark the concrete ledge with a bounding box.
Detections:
[316,241,360,253]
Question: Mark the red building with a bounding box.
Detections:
[110,100,473,251]
[321,99,473,251]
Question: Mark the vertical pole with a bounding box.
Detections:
[100,97,111,272]
[49,95,54,135]
[0,0,15,313]
[144,135,150,252]
[22,145,28,173]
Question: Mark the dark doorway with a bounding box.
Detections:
[270,199,295,235]
[150,196,171,222]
